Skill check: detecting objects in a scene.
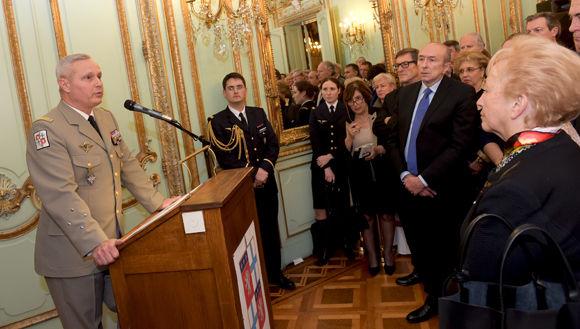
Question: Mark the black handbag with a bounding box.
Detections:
[439,216,580,329]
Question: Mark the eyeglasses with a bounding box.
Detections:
[226,85,245,91]
[458,67,482,74]
[393,61,417,70]
[347,96,365,105]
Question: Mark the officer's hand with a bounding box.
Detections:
[93,239,124,266]
[255,168,269,187]
[157,196,181,211]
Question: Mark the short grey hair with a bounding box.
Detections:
[56,53,91,80]
[466,32,485,48]
[372,73,396,87]
[291,69,304,76]
[321,61,336,75]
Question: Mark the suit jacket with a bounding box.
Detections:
[26,100,164,278]
[373,88,400,147]
[209,106,279,183]
[461,132,580,284]
[291,100,315,128]
[309,101,348,171]
[387,75,478,192]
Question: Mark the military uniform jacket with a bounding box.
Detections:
[309,101,348,171]
[291,100,315,128]
[210,106,279,183]
[26,100,164,278]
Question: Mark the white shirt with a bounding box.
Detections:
[400,78,443,186]
[64,101,94,120]
[325,101,338,113]
[228,105,248,125]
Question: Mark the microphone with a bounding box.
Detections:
[124,100,175,123]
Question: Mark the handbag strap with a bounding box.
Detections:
[499,223,580,317]
[455,214,514,282]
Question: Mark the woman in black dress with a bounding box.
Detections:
[343,80,396,277]
[291,81,315,128]
[309,77,351,266]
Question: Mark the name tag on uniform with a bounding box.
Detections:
[257,124,266,134]
[110,129,122,145]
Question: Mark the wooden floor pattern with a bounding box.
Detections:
[270,254,439,329]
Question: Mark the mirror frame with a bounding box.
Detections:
[265,1,325,147]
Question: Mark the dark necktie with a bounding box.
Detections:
[407,88,432,175]
[239,113,248,130]
[88,115,101,137]
[330,105,335,118]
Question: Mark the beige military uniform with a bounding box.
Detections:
[27,100,164,278]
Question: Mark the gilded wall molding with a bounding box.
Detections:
[279,144,312,158]
[161,0,200,188]
[0,308,58,329]
[508,0,523,33]
[481,0,490,53]
[115,0,149,152]
[0,175,40,220]
[246,22,262,108]
[500,0,509,40]
[376,0,397,74]
[472,0,480,33]
[49,0,67,59]
[400,0,411,48]
[138,0,184,197]
[3,0,32,138]
[180,0,208,137]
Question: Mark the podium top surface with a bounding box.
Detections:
[181,167,253,212]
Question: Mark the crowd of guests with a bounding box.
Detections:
[275,7,580,323]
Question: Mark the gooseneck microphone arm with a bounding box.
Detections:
[124,100,209,146]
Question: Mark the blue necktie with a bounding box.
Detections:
[407,88,432,175]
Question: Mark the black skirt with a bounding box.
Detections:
[311,163,349,210]
[348,150,397,215]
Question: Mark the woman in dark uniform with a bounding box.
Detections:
[291,81,315,128]
[309,77,351,266]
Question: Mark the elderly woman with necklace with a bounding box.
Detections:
[460,35,580,285]
[344,80,397,277]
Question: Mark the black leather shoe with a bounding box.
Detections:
[369,266,380,277]
[342,246,356,260]
[317,248,333,266]
[406,303,438,323]
[395,270,420,286]
[275,276,296,290]
[384,263,396,276]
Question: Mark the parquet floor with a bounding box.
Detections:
[269,252,439,329]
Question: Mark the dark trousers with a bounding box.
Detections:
[254,177,282,281]
[397,185,472,304]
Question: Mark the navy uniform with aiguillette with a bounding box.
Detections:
[207,72,295,290]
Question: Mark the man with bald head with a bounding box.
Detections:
[356,56,366,68]
[315,61,337,105]
[387,43,478,323]
[460,32,485,52]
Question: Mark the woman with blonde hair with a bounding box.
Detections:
[461,34,580,285]
[370,73,396,109]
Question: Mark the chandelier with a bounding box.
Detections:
[186,0,265,61]
[307,39,321,56]
[338,12,366,55]
[414,0,462,38]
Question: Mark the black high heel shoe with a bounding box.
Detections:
[369,265,380,277]
[384,263,396,275]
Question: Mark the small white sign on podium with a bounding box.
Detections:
[182,211,206,234]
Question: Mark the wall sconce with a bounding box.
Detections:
[339,12,366,55]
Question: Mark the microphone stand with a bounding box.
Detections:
[163,119,215,179]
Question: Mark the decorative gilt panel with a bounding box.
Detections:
[376,0,397,74]
[49,0,67,59]
[137,0,184,197]
[160,0,200,188]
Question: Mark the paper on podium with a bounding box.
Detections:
[123,183,203,241]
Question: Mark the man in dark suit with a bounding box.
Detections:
[208,72,295,290]
[387,43,478,323]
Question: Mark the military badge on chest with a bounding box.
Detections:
[86,163,96,185]
[257,124,267,143]
[110,129,122,145]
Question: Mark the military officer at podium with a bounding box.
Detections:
[26,53,179,329]
[208,72,296,291]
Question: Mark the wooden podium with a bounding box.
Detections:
[109,168,274,328]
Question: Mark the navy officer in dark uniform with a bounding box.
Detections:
[208,72,295,290]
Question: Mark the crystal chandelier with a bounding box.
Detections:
[187,0,264,61]
[414,0,462,38]
[338,12,366,56]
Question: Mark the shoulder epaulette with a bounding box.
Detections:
[33,117,53,123]
[207,115,214,122]
[101,107,110,112]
